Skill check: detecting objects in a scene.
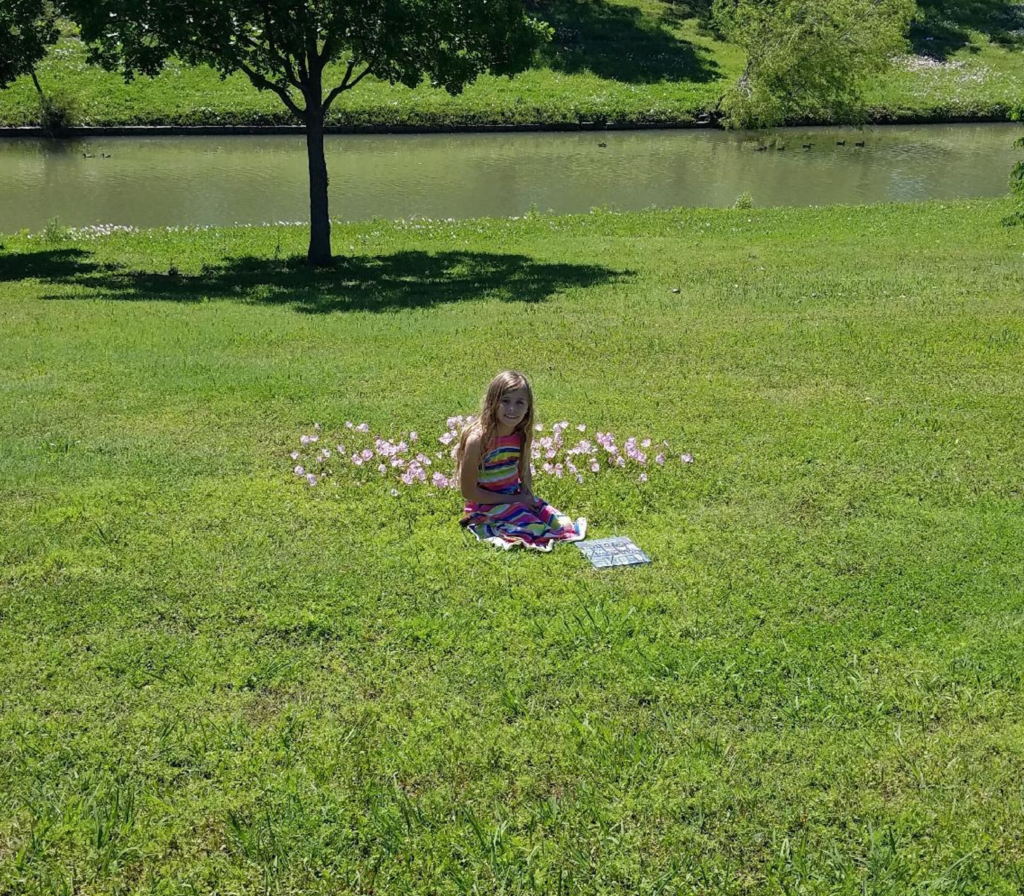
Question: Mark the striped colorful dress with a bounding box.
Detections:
[460,433,586,551]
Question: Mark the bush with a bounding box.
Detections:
[36,88,79,134]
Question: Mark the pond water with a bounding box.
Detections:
[0,123,1019,232]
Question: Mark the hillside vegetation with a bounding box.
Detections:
[0,0,1022,129]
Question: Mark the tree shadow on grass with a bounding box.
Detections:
[910,0,1024,59]
[0,246,111,282]
[15,249,628,314]
[533,0,719,84]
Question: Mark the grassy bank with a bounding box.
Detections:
[1,0,1022,130]
[2,200,1023,894]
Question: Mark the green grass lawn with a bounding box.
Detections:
[0,0,1022,129]
[2,199,1023,893]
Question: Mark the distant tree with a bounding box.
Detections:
[713,0,914,127]
[65,0,548,266]
[0,0,59,93]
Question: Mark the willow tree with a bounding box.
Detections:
[712,0,914,127]
[67,0,547,266]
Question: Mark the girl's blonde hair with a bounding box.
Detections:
[456,370,535,480]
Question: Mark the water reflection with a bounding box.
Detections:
[0,124,1018,231]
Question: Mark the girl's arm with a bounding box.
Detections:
[518,444,541,507]
[459,433,520,505]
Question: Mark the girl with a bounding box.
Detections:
[457,371,586,551]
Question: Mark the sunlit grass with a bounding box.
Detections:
[2,199,1023,893]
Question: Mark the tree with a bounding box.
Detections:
[712,0,914,128]
[66,1,548,266]
[0,0,59,93]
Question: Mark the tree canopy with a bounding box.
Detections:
[0,0,59,91]
[65,0,548,265]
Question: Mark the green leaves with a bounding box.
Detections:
[0,0,60,90]
[714,0,915,127]
[65,0,546,111]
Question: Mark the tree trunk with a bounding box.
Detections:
[30,69,45,99]
[305,105,333,267]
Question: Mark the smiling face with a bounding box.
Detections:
[497,387,530,433]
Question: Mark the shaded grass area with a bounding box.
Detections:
[0,248,626,314]
[536,0,720,84]
[910,0,1024,59]
[0,0,1021,129]
[2,201,1024,893]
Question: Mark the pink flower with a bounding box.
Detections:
[655,453,666,465]
[410,431,419,441]
[352,454,363,466]
[534,423,544,432]
[681,453,694,464]
[616,456,626,467]
[432,472,449,488]
[390,488,399,497]
[542,462,554,474]
[314,423,321,431]
[300,435,310,445]
[290,451,300,460]
[355,423,369,432]
[345,421,353,429]
[554,464,564,478]
[440,432,454,445]
[577,424,586,432]
[641,439,651,448]
[361,449,374,461]
[378,464,387,474]
[638,473,648,483]
[576,474,584,483]
[401,471,414,485]
[590,461,600,473]
[306,473,318,486]
[337,444,345,454]
[293,465,305,475]
[322,448,331,458]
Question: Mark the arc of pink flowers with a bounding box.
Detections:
[290,420,693,489]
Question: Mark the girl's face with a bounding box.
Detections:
[497,387,530,431]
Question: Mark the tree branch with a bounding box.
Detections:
[319,33,338,66]
[30,68,45,99]
[235,58,305,118]
[347,65,373,91]
[237,29,304,93]
[323,62,372,113]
